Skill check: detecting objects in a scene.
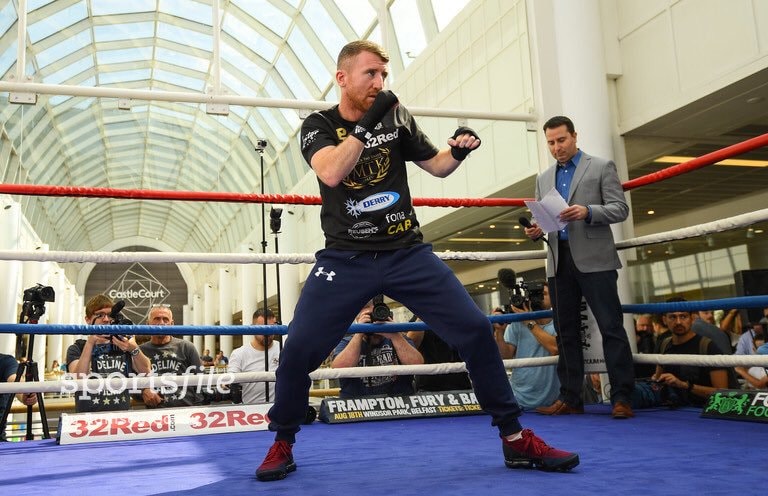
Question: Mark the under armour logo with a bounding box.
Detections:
[314,267,336,281]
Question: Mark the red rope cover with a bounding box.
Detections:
[0,133,764,207]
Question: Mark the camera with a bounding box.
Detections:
[108,300,133,340]
[23,284,55,303]
[270,207,283,233]
[255,139,267,150]
[370,295,393,323]
[506,280,546,312]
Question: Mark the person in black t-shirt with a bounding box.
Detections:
[407,316,471,392]
[66,294,150,412]
[332,302,422,398]
[255,39,578,482]
[653,298,738,407]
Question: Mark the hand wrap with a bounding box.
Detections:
[450,126,480,161]
[352,90,399,142]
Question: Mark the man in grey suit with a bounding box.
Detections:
[523,115,635,419]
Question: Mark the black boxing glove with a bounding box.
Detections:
[450,126,480,161]
[352,90,399,142]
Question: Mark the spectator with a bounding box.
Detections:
[0,353,37,441]
[49,360,60,374]
[200,349,214,367]
[634,314,656,379]
[493,282,559,409]
[140,305,205,408]
[733,318,767,389]
[651,313,670,344]
[407,315,471,392]
[227,311,282,404]
[692,310,731,353]
[523,115,635,419]
[331,301,423,398]
[653,298,739,407]
[214,350,229,367]
[719,308,744,350]
[66,295,150,412]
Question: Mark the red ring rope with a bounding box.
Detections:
[0,133,764,207]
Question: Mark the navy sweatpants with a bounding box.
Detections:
[268,243,523,443]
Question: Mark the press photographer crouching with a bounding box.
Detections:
[331,297,424,398]
[66,295,151,412]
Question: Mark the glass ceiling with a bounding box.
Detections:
[0,0,470,254]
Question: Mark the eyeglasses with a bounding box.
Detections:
[92,311,111,320]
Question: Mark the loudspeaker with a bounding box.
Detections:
[734,269,768,324]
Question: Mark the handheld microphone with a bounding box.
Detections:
[519,217,544,243]
[497,268,517,289]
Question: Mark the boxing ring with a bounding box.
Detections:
[1,405,766,496]
[1,132,768,495]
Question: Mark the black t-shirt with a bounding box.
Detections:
[333,335,416,398]
[300,105,439,250]
[414,330,471,392]
[66,340,132,412]
[661,334,739,406]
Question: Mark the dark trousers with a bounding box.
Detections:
[268,243,522,443]
[549,241,634,406]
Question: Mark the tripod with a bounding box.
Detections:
[0,299,51,440]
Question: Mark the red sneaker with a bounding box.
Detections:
[502,429,579,471]
[256,440,297,481]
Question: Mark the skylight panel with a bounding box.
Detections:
[93,22,155,42]
[92,0,155,16]
[27,1,87,43]
[35,30,92,68]
[0,2,17,38]
[301,2,345,59]
[232,0,290,36]
[96,47,153,65]
[221,41,266,82]
[288,28,330,90]
[222,16,276,61]
[159,0,212,26]
[157,22,212,51]
[155,47,210,72]
[44,56,94,84]
[275,54,311,100]
[333,0,375,37]
[99,69,151,85]
[153,68,205,91]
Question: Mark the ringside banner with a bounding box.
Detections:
[57,403,272,445]
[319,390,483,423]
[702,390,768,423]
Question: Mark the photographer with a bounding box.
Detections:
[494,281,560,410]
[331,299,423,398]
[66,295,150,412]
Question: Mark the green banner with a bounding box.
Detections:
[702,389,768,423]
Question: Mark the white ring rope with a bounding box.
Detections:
[0,207,764,264]
[615,208,768,249]
[1,354,766,395]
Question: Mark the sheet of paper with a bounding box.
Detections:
[524,187,569,233]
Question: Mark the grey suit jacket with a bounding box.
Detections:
[535,151,628,277]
